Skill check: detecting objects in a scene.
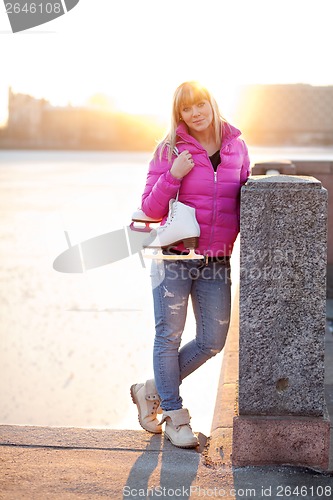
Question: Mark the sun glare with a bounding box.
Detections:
[1,0,333,124]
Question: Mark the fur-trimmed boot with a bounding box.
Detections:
[160,408,199,448]
[130,379,162,433]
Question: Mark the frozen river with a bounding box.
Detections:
[0,150,225,436]
[1,147,332,436]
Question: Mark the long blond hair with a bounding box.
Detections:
[158,81,225,162]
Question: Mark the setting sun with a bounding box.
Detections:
[1,0,333,127]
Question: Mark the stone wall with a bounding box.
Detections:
[232,175,331,470]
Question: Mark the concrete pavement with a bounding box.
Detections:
[1,300,333,499]
[1,425,332,500]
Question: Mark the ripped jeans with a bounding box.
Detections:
[151,259,231,411]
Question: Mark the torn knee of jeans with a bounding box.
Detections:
[163,286,175,298]
[168,300,186,311]
[216,318,230,326]
[200,345,224,357]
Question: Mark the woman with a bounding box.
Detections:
[131,81,250,448]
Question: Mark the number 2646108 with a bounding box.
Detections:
[5,3,62,15]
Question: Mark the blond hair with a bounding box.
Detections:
[157,81,225,162]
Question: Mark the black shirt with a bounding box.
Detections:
[209,150,220,171]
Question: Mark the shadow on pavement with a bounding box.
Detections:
[123,433,207,499]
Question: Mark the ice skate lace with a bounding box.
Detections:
[162,200,177,229]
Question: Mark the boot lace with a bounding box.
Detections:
[151,400,159,415]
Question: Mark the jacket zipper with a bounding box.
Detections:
[205,160,218,259]
[176,136,231,259]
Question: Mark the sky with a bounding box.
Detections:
[1,0,333,125]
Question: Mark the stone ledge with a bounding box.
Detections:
[252,160,333,176]
[293,161,333,175]
[245,175,323,188]
[206,287,239,467]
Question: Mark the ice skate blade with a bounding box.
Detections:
[143,249,205,261]
[130,221,153,233]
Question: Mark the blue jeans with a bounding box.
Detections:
[151,259,231,411]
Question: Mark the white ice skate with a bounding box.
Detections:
[139,199,204,261]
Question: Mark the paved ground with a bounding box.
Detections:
[1,301,332,499]
[1,425,332,500]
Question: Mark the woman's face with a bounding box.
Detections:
[179,99,214,135]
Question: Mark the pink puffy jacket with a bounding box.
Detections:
[141,121,251,257]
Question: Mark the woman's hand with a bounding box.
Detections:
[170,150,195,179]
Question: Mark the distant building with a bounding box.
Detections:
[7,87,48,144]
[1,88,166,150]
[236,84,333,145]
[2,84,333,149]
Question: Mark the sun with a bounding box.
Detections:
[1,0,333,127]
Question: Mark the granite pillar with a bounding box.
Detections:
[232,175,331,471]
